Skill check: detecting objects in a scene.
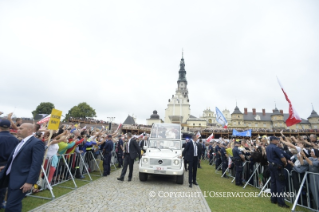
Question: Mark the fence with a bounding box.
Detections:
[26,151,117,200]
[216,160,319,211]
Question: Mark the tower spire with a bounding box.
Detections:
[182,49,184,59]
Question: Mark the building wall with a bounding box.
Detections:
[186,120,207,128]
[164,92,190,124]
[146,119,163,125]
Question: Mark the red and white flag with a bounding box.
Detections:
[196,131,201,138]
[206,133,214,142]
[115,123,123,133]
[37,115,51,124]
[277,77,301,127]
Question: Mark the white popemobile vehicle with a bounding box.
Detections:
[139,123,184,184]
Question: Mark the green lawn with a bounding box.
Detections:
[197,161,310,212]
[21,162,117,212]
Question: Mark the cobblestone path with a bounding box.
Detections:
[31,163,210,212]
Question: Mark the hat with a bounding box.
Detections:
[0,119,11,128]
[222,143,227,146]
[269,136,279,141]
[235,139,241,144]
[107,135,112,138]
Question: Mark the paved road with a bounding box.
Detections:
[31,163,210,212]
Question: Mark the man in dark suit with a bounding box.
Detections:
[117,132,140,181]
[0,123,44,212]
[102,135,113,176]
[0,119,19,209]
[184,134,199,188]
[182,138,189,171]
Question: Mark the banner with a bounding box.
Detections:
[47,109,62,130]
[232,129,252,137]
[216,107,228,128]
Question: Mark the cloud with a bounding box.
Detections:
[1,0,318,124]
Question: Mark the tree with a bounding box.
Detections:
[32,102,55,118]
[65,102,96,120]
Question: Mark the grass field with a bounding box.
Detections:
[197,161,310,212]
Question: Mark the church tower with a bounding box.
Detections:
[177,55,188,98]
[164,55,191,125]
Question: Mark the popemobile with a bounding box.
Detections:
[139,123,184,184]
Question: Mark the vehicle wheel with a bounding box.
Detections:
[139,172,148,181]
[176,173,184,184]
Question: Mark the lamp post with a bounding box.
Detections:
[107,117,115,133]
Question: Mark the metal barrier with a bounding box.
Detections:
[291,171,319,212]
[243,162,261,188]
[257,168,293,203]
[99,151,117,170]
[26,151,104,200]
[26,157,55,200]
[52,153,77,189]
[218,158,319,211]
[231,161,248,183]
[221,162,235,181]
[82,151,103,177]
[215,164,222,173]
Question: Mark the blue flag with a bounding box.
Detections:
[232,129,252,137]
[216,107,228,128]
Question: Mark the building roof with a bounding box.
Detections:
[232,106,242,114]
[147,110,160,120]
[189,115,197,118]
[123,115,136,125]
[271,107,281,116]
[177,57,187,83]
[308,110,319,119]
[242,111,310,124]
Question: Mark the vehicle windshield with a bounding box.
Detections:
[149,140,182,150]
[150,123,181,140]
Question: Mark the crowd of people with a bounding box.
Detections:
[194,127,318,133]
[1,110,319,211]
[204,133,319,209]
[0,111,153,211]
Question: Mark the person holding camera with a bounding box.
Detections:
[266,136,289,208]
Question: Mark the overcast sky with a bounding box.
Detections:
[1,0,318,124]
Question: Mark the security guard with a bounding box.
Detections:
[220,143,228,177]
[232,139,245,186]
[266,136,289,208]
[0,119,19,208]
[102,135,113,176]
[215,142,221,170]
